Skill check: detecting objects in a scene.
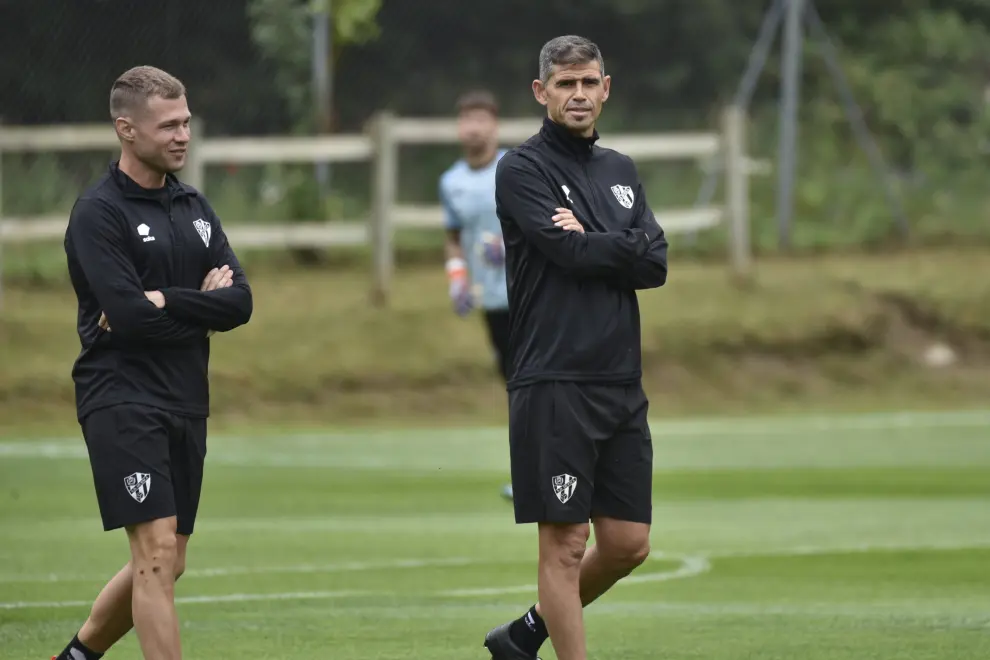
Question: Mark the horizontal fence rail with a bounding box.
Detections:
[0,107,755,307]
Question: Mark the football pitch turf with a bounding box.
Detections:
[1,410,989,659]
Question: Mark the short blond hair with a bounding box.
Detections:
[110,66,186,120]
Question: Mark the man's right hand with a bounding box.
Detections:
[201,265,234,291]
[446,257,474,317]
[553,208,585,233]
[449,278,474,316]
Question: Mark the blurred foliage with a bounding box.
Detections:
[246,0,382,130]
[3,0,990,253]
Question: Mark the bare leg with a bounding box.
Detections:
[126,517,182,660]
[77,534,188,653]
[537,522,590,660]
[578,517,651,606]
[531,518,650,655]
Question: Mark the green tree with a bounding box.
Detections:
[247,0,382,130]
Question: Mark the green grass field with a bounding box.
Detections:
[2,410,989,659]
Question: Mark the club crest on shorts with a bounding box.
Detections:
[611,184,634,209]
[552,473,577,504]
[193,218,212,247]
[124,472,151,503]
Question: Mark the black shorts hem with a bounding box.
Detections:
[103,513,180,533]
[513,513,592,525]
[590,507,652,525]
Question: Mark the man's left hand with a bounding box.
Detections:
[144,291,166,309]
[553,208,585,233]
[201,265,233,291]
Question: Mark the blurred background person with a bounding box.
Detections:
[440,89,513,501]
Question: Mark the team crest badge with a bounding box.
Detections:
[124,472,151,503]
[193,218,212,247]
[552,474,577,504]
[611,184,634,209]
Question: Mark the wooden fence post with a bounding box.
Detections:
[723,105,752,280]
[369,110,397,305]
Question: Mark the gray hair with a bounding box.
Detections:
[538,36,605,83]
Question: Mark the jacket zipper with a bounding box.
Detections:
[582,158,600,227]
[167,194,179,279]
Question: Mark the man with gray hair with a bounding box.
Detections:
[482,36,668,660]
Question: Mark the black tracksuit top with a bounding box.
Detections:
[64,162,253,420]
[495,117,668,390]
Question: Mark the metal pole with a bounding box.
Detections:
[312,0,332,198]
[692,0,785,240]
[805,3,908,237]
[776,0,804,250]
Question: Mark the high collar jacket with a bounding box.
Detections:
[64,162,252,419]
[494,118,668,388]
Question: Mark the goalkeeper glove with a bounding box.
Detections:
[480,232,505,267]
[446,257,474,316]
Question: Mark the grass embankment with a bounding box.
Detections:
[2,246,989,435]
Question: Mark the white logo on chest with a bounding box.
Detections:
[561,184,574,204]
[193,218,212,247]
[611,184,635,209]
[136,223,155,243]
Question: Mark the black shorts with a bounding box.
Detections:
[483,308,510,381]
[81,404,207,535]
[508,381,653,525]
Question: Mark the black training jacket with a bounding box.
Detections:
[495,117,668,389]
[64,162,253,420]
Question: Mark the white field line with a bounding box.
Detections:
[0,590,368,611]
[5,538,990,610]
[9,537,990,585]
[0,556,478,585]
[3,408,990,460]
[436,552,710,598]
[0,553,704,610]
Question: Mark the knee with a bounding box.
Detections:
[541,523,591,570]
[173,550,186,581]
[131,528,178,579]
[602,535,651,573]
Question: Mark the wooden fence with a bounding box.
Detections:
[0,107,754,306]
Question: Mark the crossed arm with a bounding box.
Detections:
[157,209,253,333]
[495,157,668,289]
[69,197,252,343]
[99,265,239,336]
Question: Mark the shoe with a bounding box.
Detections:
[483,621,540,659]
[500,483,514,501]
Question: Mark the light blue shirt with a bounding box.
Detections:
[439,150,509,311]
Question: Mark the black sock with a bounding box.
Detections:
[508,604,549,654]
[56,634,103,660]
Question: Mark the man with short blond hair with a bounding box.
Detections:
[54,65,252,660]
